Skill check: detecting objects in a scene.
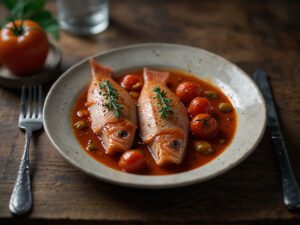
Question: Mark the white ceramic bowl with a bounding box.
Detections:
[43,43,266,188]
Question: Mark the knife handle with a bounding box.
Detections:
[272,136,300,210]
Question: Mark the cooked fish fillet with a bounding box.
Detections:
[87,59,137,155]
[138,68,189,166]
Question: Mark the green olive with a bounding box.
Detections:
[74,120,88,130]
[204,90,219,99]
[129,91,140,99]
[218,103,232,113]
[194,140,215,155]
[87,140,97,151]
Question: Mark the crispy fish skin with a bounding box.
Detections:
[87,59,137,155]
[138,68,189,166]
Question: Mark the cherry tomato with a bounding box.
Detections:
[121,74,143,91]
[0,20,49,76]
[119,150,146,173]
[190,114,218,139]
[188,97,213,117]
[175,81,202,105]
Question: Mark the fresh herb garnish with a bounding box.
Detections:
[153,86,173,119]
[100,80,123,118]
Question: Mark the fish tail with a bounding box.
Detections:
[143,68,169,84]
[89,58,112,78]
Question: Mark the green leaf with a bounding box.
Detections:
[1,0,18,10]
[10,0,45,18]
[30,11,60,39]
[1,0,60,39]
[23,0,44,17]
[0,14,7,28]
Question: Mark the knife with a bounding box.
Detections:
[253,69,300,210]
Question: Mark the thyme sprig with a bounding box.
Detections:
[100,80,123,118]
[153,87,173,119]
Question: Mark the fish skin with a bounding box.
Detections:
[138,68,189,166]
[87,59,137,155]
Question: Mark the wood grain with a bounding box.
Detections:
[0,0,300,224]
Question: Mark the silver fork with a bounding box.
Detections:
[9,86,43,215]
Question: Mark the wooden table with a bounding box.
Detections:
[1,0,300,224]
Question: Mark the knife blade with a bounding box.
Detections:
[253,69,300,210]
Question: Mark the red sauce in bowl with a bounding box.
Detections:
[72,69,237,175]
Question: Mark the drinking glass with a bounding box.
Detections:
[56,0,109,36]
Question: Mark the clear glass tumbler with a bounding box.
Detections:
[56,0,109,36]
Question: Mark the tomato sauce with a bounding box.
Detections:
[72,69,237,175]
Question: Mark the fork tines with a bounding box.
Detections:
[20,86,43,120]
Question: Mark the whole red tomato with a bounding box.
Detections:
[188,97,213,117]
[119,150,146,173]
[176,81,202,105]
[0,20,49,76]
[121,74,143,91]
[190,114,218,139]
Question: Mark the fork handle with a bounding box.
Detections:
[9,130,33,215]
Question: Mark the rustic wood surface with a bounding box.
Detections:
[1,0,300,224]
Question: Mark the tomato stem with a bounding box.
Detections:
[195,116,213,128]
[6,16,25,36]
